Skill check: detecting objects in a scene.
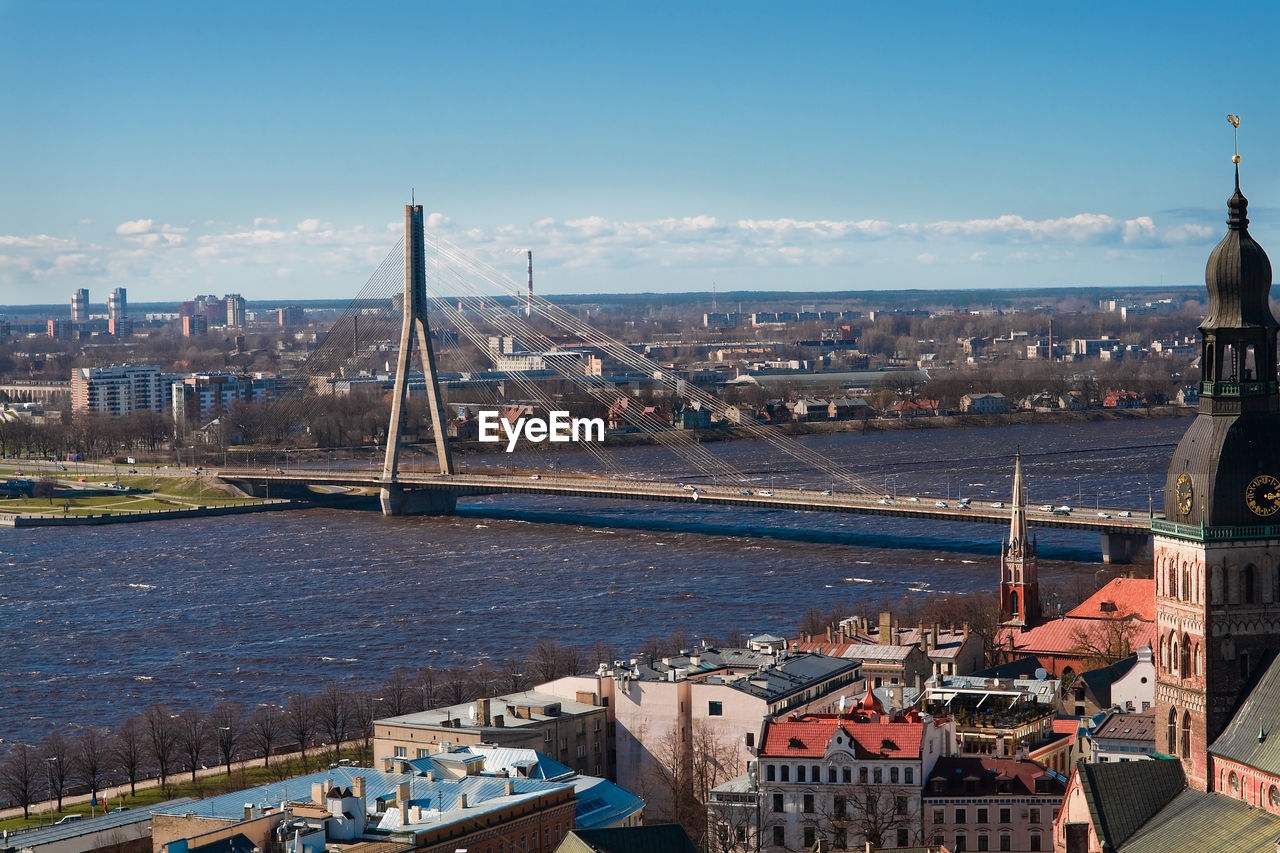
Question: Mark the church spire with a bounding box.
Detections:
[1009,450,1027,552]
[1000,451,1039,628]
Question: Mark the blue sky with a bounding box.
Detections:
[2,0,1278,303]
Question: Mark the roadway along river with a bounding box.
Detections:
[2,416,1189,745]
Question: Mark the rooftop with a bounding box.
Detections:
[1092,709,1156,745]
[1118,787,1280,853]
[605,647,859,704]
[0,798,196,852]
[759,711,929,760]
[378,690,600,732]
[1209,650,1280,773]
[924,756,1065,799]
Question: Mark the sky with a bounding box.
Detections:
[2,0,1279,304]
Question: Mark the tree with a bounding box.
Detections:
[175,708,209,782]
[112,716,146,795]
[41,731,72,811]
[144,705,179,791]
[284,693,316,767]
[209,703,244,777]
[73,727,111,808]
[1070,608,1142,671]
[315,683,350,761]
[378,668,415,717]
[0,743,40,819]
[647,721,743,849]
[33,473,57,503]
[247,705,285,768]
[348,691,377,762]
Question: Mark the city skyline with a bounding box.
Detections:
[2,1,1278,303]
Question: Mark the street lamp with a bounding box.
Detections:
[45,757,57,824]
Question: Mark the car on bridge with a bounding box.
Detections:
[1119,510,1132,517]
[906,496,920,502]
[759,490,774,497]
[935,501,948,508]
[739,489,752,495]
[1053,505,1073,514]
[990,501,1004,508]
[1098,512,1111,518]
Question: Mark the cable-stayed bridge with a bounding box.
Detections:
[220,205,1156,563]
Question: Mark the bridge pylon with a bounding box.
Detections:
[381,204,455,516]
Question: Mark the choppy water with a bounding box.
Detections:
[0,416,1188,745]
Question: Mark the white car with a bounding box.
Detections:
[990,501,1005,508]
[906,496,920,502]
[1098,512,1111,518]
[821,489,832,496]
[529,474,540,480]
[1040,504,1054,512]
[1120,510,1132,517]
[877,498,890,505]
[935,501,948,508]
[1053,505,1072,515]
[759,490,774,497]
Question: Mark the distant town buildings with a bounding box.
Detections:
[71,364,166,416]
[70,287,89,323]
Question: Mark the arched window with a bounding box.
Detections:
[1010,590,1020,621]
[1245,565,1257,604]
[1159,635,1168,669]
[1182,711,1192,761]
[1168,562,1178,598]
[1246,344,1257,381]
[1194,642,1202,677]
[1230,771,1240,793]
[1170,632,1181,675]
[1181,634,1192,679]
[1268,785,1279,809]
[1168,708,1179,755]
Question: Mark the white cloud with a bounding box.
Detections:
[297,218,326,232]
[253,217,279,227]
[116,219,154,235]
[916,253,938,265]
[77,217,94,226]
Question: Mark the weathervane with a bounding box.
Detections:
[1228,114,1241,164]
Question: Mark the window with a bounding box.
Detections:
[772,793,784,813]
[1030,807,1041,824]
[955,835,968,852]
[828,767,836,783]
[905,767,914,784]
[1270,785,1280,808]
[835,828,847,849]
[978,835,989,852]
[708,701,723,716]
[874,767,883,783]
[859,767,868,784]
[746,732,754,748]
[416,748,429,758]
[842,766,852,783]
[803,826,816,848]
[772,826,785,847]
[1230,771,1240,792]
[934,808,945,825]
[977,808,988,824]
[834,796,847,819]
[782,765,790,782]
[896,794,908,816]
[897,829,909,848]
[797,765,806,783]
[394,746,407,758]
[956,808,967,824]
[1000,836,1012,852]
[803,794,814,814]
[766,764,776,782]
[1029,833,1042,851]
[812,764,821,781]
[999,807,1010,824]
[891,766,900,784]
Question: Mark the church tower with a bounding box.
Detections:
[1000,453,1040,627]
[1154,160,1280,790]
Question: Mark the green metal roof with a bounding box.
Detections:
[1078,757,1186,850]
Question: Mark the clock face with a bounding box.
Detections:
[1245,474,1280,517]
[1176,473,1193,515]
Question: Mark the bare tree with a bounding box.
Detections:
[315,682,350,761]
[285,693,316,767]
[0,743,40,819]
[247,705,285,767]
[144,705,179,791]
[42,731,72,811]
[379,668,414,717]
[209,702,244,777]
[348,691,377,762]
[647,721,742,849]
[527,638,566,682]
[113,716,146,795]
[175,708,209,782]
[73,727,111,808]
[1070,607,1142,671]
[414,666,440,712]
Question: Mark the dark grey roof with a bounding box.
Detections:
[1120,788,1280,853]
[1210,651,1280,772]
[972,656,1050,681]
[191,834,257,853]
[1078,757,1185,850]
[1078,655,1139,707]
[559,824,697,853]
[1092,709,1155,744]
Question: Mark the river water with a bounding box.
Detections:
[1,416,1189,746]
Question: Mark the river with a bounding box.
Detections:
[0,416,1189,746]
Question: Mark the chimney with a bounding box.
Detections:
[353,776,366,808]
[826,626,833,642]
[920,624,929,652]
[931,624,939,647]
[397,782,410,825]
[457,793,468,809]
[381,756,393,773]
[478,697,492,727]
[879,612,892,645]
[505,779,515,796]
[243,804,253,821]
[311,783,325,804]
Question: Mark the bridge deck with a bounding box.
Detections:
[219,468,1156,534]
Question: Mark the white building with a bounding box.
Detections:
[71,364,166,416]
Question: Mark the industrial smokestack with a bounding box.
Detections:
[526,250,533,318]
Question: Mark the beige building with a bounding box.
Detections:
[374,690,609,778]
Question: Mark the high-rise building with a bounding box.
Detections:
[108,287,127,321]
[70,288,89,323]
[224,293,246,327]
[71,365,166,416]
[278,305,304,327]
[171,372,277,429]
[182,315,208,337]
[1153,166,1280,790]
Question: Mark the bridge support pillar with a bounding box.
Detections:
[1099,532,1149,565]
[379,485,457,517]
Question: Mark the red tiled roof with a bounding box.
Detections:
[760,714,924,760]
[998,616,1156,662]
[1067,577,1155,621]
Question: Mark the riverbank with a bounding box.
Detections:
[0,498,299,527]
